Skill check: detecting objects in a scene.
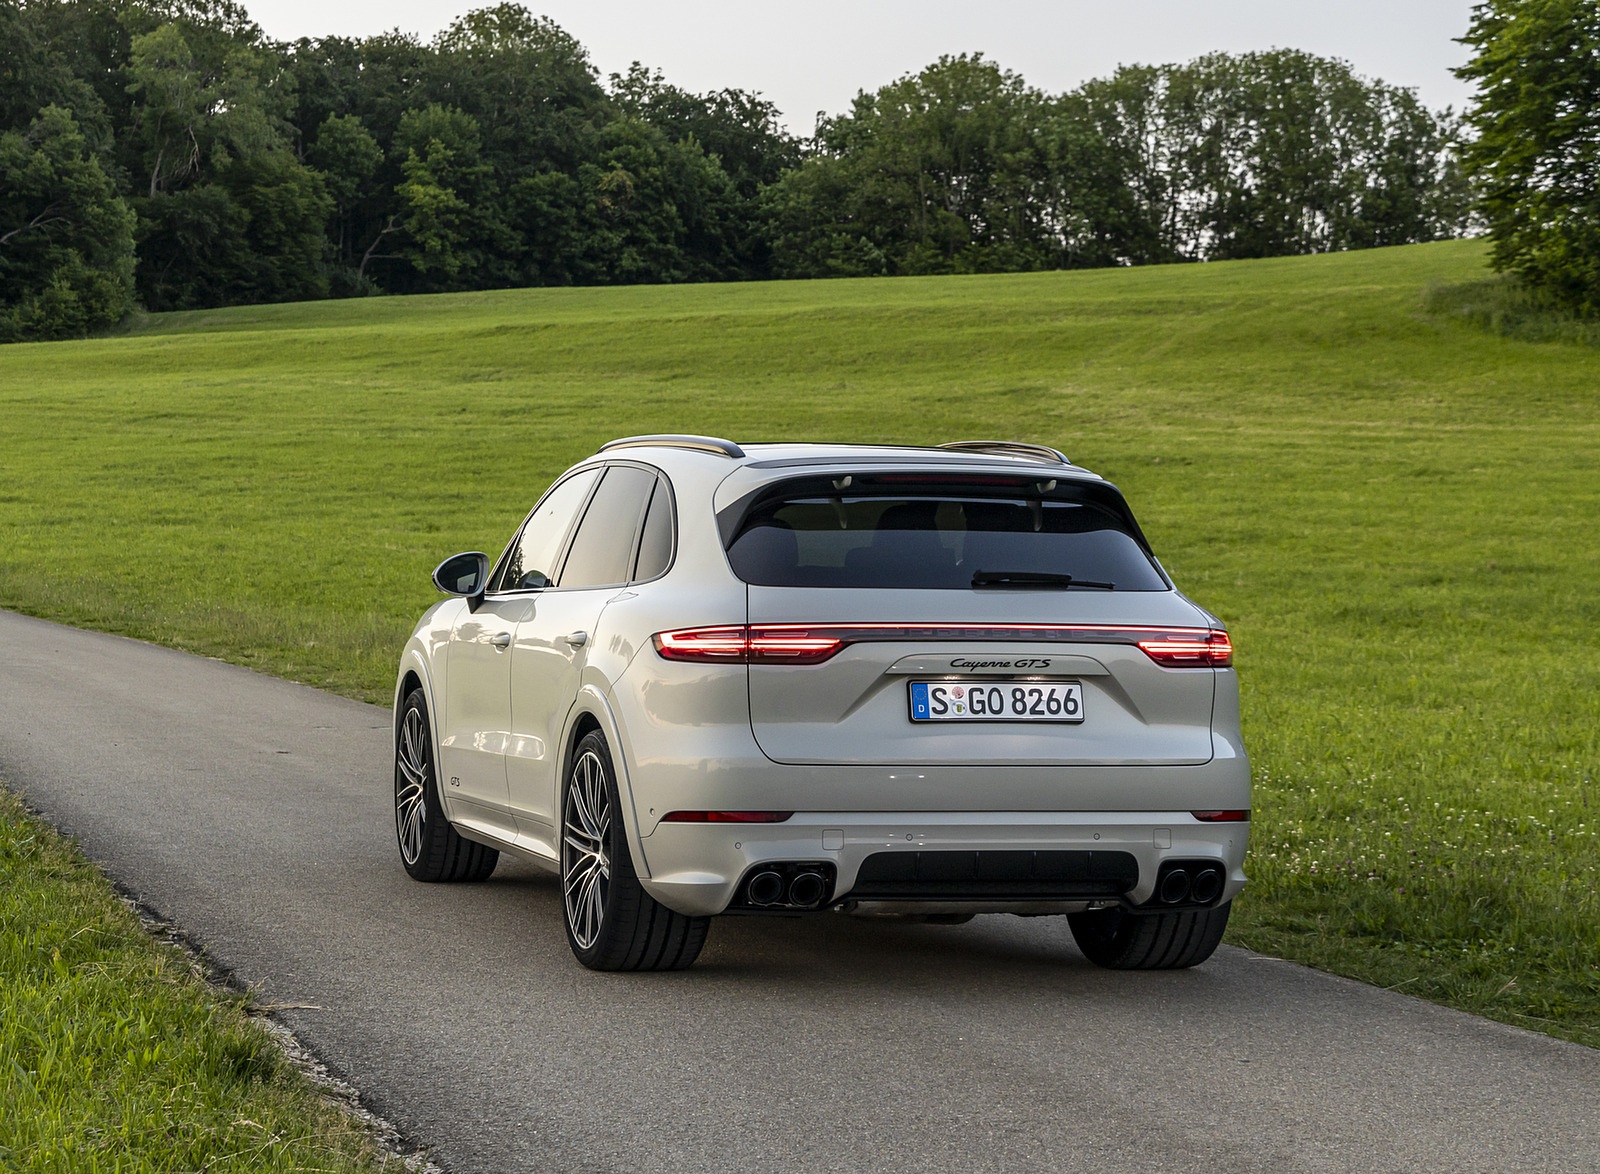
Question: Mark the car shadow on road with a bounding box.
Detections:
[461,858,1233,998]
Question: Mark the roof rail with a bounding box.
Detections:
[599,434,745,459]
[938,440,1072,466]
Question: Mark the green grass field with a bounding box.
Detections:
[1,238,1596,1061]
[0,789,410,1170]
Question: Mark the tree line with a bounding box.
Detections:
[1456,0,1600,315]
[2,0,1475,342]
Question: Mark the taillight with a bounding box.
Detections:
[659,811,794,823]
[653,626,750,661]
[1191,810,1250,822]
[653,626,845,664]
[1137,629,1233,668]
[653,623,1232,666]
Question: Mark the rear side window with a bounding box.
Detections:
[558,465,657,588]
[726,481,1167,591]
[632,479,674,581]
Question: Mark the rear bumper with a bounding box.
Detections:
[637,811,1248,917]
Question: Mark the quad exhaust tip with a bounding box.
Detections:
[1158,869,1192,904]
[1151,860,1225,907]
[747,870,785,906]
[737,862,836,911]
[1191,866,1223,905]
[788,872,826,907]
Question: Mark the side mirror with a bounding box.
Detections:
[432,552,490,602]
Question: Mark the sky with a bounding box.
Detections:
[243,0,1481,134]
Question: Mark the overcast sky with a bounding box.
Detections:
[245,0,1480,134]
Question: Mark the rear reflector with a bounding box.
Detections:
[1190,810,1250,822]
[659,811,794,823]
[654,623,1234,667]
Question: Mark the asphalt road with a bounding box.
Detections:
[3,607,1598,1173]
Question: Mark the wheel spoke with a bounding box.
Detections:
[397,782,425,862]
[395,738,422,786]
[399,800,423,862]
[563,748,614,951]
[564,852,599,896]
[395,705,432,867]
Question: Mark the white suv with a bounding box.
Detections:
[394,436,1249,971]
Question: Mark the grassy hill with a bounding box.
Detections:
[1,238,1596,1045]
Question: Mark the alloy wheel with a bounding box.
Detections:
[562,748,612,951]
[395,705,429,867]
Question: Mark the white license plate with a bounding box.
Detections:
[908,680,1084,723]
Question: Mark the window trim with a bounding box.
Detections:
[486,461,677,598]
[628,474,678,586]
[486,465,604,596]
[552,464,658,590]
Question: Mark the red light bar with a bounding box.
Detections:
[659,811,794,823]
[653,627,845,664]
[1137,630,1233,668]
[654,624,1234,666]
[652,626,751,661]
[1190,810,1250,822]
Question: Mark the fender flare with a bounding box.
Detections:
[393,643,448,814]
[559,684,656,879]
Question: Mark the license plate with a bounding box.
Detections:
[908,681,1084,723]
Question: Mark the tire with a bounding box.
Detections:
[394,687,498,882]
[1068,901,1231,970]
[561,730,710,972]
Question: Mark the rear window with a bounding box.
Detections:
[725,479,1168,591]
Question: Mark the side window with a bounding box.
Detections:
[557,466,657,588]
[632,477,674,581]
[495,468,600,592]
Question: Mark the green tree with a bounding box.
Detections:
[0,104,136,341]
[581,117,744,283]
[1172,50,1467,259]
[126,19,331,309]
[305,112,382,287]
[1039,90,1155,267]
[429,4,608,173]
[609,64,798,277]
[763,54,1120,277]
[758,156,890,279]
[1457,0,1600,310]
[0,1,111,145]
[1070,66,1186,263]
[1075,52,1469,262]
[609,64,799,198]
[387,103,513,289]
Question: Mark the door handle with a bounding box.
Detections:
[490,632,513,650]
[562,631,589,648]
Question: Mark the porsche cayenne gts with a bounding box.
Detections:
[394,436,1249,971]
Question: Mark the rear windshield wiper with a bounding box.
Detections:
[971,570,1115,590]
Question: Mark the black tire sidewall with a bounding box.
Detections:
[1069,901,1231,969]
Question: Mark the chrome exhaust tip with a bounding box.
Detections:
[746,870,785,906]
[1158,869,1192,905]
[787,872,826,908]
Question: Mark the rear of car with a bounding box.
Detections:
[614,442,1248,968]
